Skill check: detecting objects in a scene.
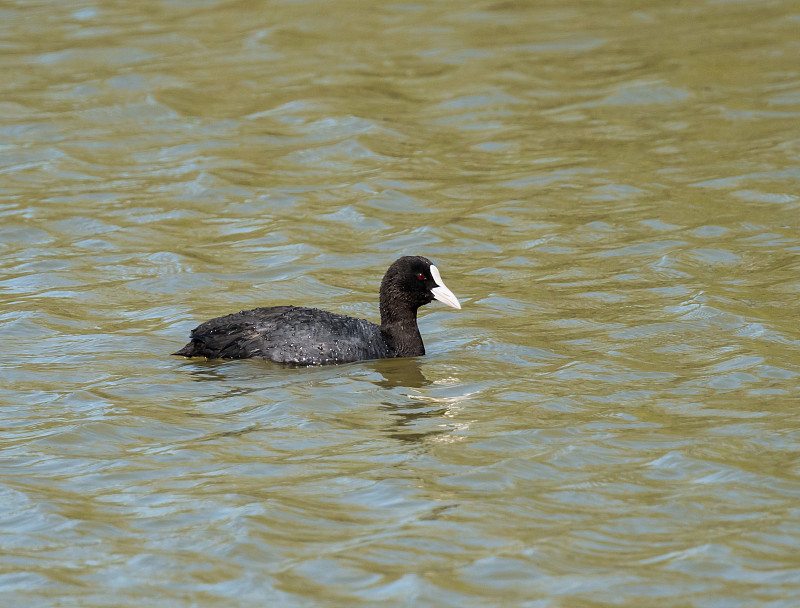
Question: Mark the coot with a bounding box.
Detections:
[173,255,461,365]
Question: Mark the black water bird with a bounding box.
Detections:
[173,255,461,365]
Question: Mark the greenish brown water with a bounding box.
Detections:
[2,1,800,606]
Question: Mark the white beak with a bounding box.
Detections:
[429,265,461,310]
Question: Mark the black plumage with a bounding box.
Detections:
[173,256,461,365]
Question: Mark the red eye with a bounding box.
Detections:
[417,273,426,280]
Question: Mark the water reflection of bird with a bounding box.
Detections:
[371,357,429,389]
[174,256,461,365]
[369,358,455,444]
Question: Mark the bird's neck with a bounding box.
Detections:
[379,302,424,357]
[380,320,424,357]
[379,297,417,325]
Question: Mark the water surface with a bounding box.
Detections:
[2,1,800,606]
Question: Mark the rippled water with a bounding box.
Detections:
[2,1,800,606]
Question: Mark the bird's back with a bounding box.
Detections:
[173,306,392,365]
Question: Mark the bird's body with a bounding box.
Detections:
[173,256,460,366]
[173,305,392,365]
